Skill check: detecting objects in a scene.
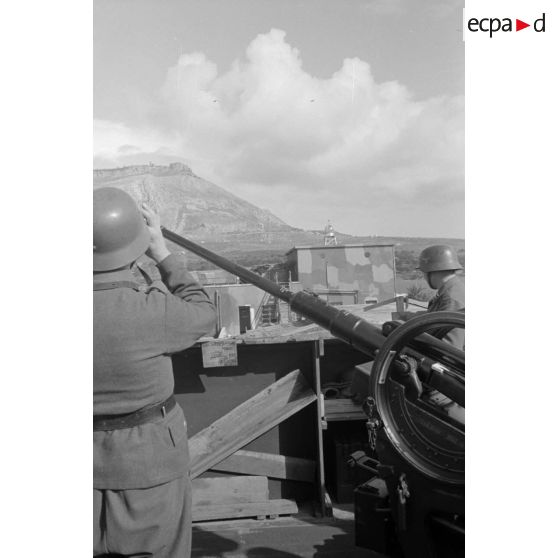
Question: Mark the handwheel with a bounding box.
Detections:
[371,312,465,485]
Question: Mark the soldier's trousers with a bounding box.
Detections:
[93,473,192,558]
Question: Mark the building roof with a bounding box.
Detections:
[285,243,394,256]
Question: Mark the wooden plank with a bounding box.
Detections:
[192,499,298,522]
[349,362,373,403]
[189,369,317,479]
[210,450,316,482]
[192,475,268,507]
[324,398,367,421]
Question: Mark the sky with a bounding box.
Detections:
[94,0,464,238]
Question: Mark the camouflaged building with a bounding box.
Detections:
[286,244,396,305]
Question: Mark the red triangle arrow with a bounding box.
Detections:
[516,19,530,31]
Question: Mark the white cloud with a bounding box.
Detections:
[93,119,178,164]
[93,29,463,236]
[356,0,406,16]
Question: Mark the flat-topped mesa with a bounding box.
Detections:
[93,162,195,181]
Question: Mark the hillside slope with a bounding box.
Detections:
[93,163,299,243]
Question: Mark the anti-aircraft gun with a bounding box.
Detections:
[162,227,465,558]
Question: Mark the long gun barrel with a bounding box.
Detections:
[161,227,464,406]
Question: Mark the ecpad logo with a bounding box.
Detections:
[468,13,546,38]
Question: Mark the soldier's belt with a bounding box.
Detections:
[93,395,176,431]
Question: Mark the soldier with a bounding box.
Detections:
[399,244,465,421]
[399,245,464,348]
[416,244,465,350]
[93,187,216,557]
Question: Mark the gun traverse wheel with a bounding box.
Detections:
[371,312,465,485]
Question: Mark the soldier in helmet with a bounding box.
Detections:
[399,245,464,421]
[93,187,216,558]
[416,244,465,350]
[399,244,465,349]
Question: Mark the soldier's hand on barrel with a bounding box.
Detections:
[140,204,171,263]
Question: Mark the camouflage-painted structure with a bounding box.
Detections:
[286,244,396,304]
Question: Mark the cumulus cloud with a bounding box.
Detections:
[94,29,463,236]
[93,119,180,167]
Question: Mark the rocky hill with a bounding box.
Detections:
[93,163,464,271]
[93,162,306,246]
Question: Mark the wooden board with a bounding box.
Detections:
[210,450,316,483]
[189,369,317,479]
[192,475,268,507]
[324,398,367,421]
[192,499,298,522]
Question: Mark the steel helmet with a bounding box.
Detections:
[93,187,150,272]
[417,244,463,273]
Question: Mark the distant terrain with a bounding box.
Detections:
[93,163,464,285]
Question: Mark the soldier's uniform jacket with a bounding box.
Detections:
[427,274,465,314]
[420,274,465,413]
[427,274,465,351]
[93,253,216,489]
